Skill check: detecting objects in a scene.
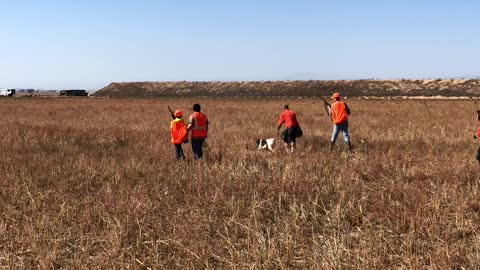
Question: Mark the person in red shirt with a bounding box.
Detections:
[329,93,352,152]
[474,110,480,165]
[277,105,301,153]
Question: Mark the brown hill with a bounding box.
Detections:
[94,79,480,98]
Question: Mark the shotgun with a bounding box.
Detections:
[320,97,332,120]
[320,96,331,107]
[167,106,175,120]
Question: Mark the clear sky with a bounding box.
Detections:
[1,0,479,89]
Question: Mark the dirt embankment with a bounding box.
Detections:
[94,79,480,98]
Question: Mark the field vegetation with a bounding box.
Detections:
[1,97,479,269]
[95,79,480,98]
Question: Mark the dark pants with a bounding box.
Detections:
[282,127,299,143]
[174,144,185,160]
[191,138,205,160]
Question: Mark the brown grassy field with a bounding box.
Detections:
[1,97,479,269]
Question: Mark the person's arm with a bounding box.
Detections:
[345,103,351,115]
[187,116,194,131]
[277,113,285,133]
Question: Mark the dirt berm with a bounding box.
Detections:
[94,79,480,98]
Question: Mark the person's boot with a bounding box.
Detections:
[347,141,352,153]
[329,142,335,152]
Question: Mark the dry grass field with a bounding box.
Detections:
[1,97,479,269]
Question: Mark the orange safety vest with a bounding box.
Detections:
[331,101,348,124]
[170,118,187,144]
[190,112,208,138]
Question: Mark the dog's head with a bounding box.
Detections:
[256,139,267,147]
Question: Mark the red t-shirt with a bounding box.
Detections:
[278,110,299,128]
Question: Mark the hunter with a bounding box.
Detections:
[170,110,188,160]
[330,93,352,152]
[187,103,209,160]
[474,110,480,166]
[277,105,301,153]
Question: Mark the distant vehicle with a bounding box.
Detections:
[59,89,88,96]
[0,88,16,97]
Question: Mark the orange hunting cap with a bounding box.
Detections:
[175,110,183,117]
[331,92,341,99]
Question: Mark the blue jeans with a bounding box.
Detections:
[191,138,205,160]
[331,120,350,144]
[174,144,185,160]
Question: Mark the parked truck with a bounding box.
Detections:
[0,88,16,97]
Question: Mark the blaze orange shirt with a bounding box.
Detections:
[278,110,299,128]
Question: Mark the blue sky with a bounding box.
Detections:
[0,0,479,89]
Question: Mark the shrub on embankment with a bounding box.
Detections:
[94,79,480,98]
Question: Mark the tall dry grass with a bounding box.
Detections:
[0,97,479,269]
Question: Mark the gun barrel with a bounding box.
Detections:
[167,106,176,119]
[320,97,331,106]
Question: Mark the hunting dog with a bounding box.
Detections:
[255,138,276,152]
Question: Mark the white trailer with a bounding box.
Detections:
[0,88,16,97]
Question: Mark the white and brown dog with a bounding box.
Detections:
[255,138,275,152]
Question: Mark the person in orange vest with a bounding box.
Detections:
[329,93,352,152]
[187,103,209,160]
[277,105,301,153]
[474,110,480,165]
[170,110,188,160]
